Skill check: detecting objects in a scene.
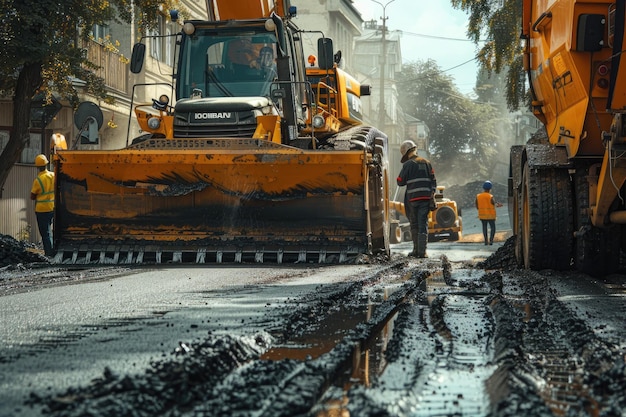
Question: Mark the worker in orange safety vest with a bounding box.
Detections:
[475,180,502,245]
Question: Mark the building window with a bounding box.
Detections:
[91,24,110,42]
[0,131,8,156]
[150,26,161,60]
[0,131,44,165]
[150,14,176,65]
[165,28,173,64]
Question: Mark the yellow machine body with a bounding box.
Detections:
[389,187,462,243]
[53,0,389,264]
[509,0,626,273]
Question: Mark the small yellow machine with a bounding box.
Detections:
[389,186,462,243]
[53,0,390,264]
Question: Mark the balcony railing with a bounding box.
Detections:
[84,38,130,95]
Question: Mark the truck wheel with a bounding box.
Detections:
[390,222,402,244]
[521,163,574,270]
[435,206,456,228]
[574,165,620,276]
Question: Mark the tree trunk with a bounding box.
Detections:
[0,62,42,194]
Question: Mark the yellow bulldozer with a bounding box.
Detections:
[52,0,390,264]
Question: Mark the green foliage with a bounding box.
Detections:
[398,60,503,183]
[0,0,178,104]
[450,0,526,110]
[0,0,183,190]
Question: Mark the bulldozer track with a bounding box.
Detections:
[53,244,364,265]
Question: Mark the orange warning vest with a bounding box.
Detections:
[31,170,55,213]
[476,191,496,220]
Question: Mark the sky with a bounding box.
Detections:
[353,0,481,96]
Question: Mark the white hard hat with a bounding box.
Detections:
[400,140,417,163]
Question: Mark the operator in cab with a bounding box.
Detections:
[228,38,260,69]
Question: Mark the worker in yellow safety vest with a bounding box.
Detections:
[30,154,55,257]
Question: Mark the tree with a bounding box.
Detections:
[450,0,526,110]
[397,60,502,184]
[0,0,176,191]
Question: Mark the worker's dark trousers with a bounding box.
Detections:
[407,200,430,257]
[481,219,496,245]
[36,211,54,256]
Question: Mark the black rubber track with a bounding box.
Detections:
[521,165,574,270]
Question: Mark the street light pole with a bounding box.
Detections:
[371,0,396,131]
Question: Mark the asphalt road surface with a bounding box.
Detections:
[0,210,624,417]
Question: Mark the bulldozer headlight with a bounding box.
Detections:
[312,115,325,128]
[183,22,195,35]
[147,117,161,130]
[264,19,276,31]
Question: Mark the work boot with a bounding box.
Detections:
[417,233,428,258]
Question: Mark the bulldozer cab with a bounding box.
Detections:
[178,30,279,99]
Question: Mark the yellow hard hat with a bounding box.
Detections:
[34,154,48,167]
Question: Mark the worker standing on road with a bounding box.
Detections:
[30,154,55,257]
[397,140,437,258]
[475,180,502,245]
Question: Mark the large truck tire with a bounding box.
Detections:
[520,163,574,270]
[512,182,524,268]
[574,165,620,276]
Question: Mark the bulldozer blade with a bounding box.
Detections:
[54,144,374,264]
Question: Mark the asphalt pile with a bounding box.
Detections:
[0,234,48,268]
[477,236,518,270]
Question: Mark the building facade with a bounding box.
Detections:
[353,19,408,195]
[0,2,206,243]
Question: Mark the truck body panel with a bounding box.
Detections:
[511,0,626,275]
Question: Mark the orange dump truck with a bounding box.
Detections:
[510,0,626,275]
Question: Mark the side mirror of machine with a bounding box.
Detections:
[130,43,146,74]
[360,85,372,96]
[317,38,334,70]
